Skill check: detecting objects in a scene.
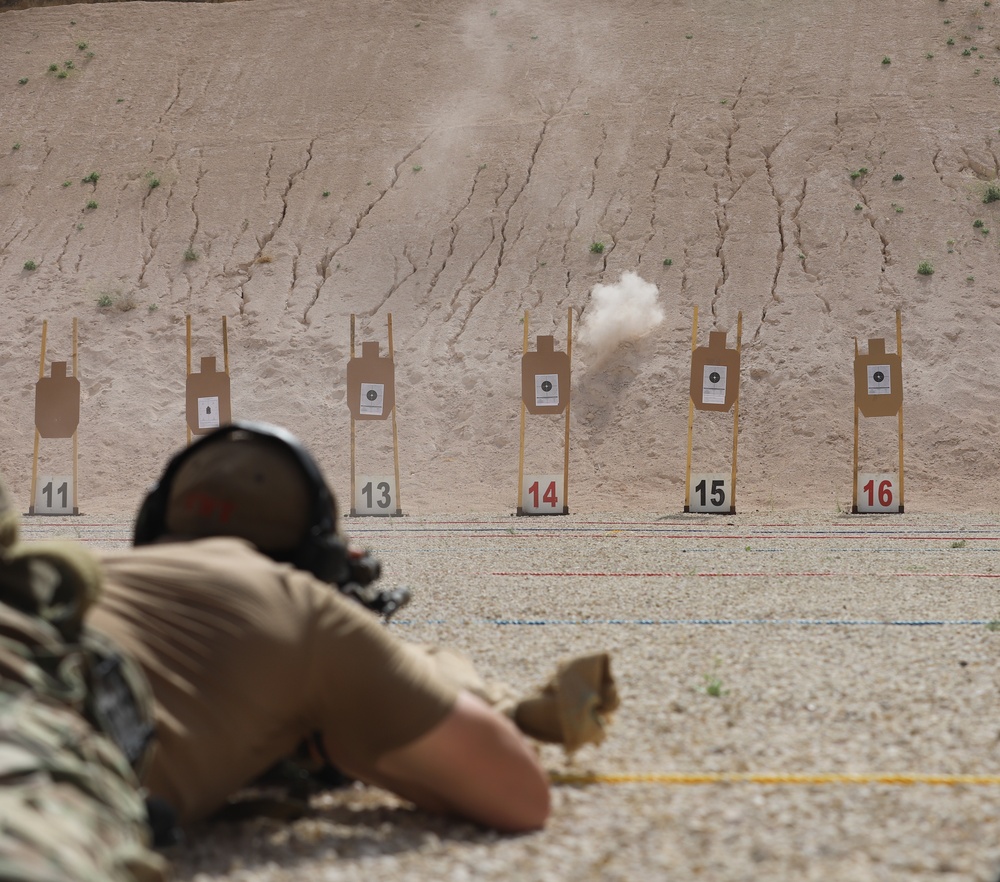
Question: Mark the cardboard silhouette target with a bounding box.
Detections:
[690,331,740,413]
[517,310,572,515]
[347,315,402,517]
[29,319,81,515]
[347,341,395,420]
[185,316,232,440]
[854,337,902,418]
[521,336,570,416]
[852,311,905,513]
[684,308,742,514]
[35,361,80,439]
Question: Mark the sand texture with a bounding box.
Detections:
[20,511,1000,881]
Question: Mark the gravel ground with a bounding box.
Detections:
[22,511,1000,881]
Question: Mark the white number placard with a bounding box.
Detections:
[356,475,396,515]
[689,473,730,513]
[360,383,385,417]
[522,474,563,514]
[34,475,73,515]
[534,374,560,408]
[197,396,220,429]
[857,473,899,513]
[867,365,892,396]
[702,365,728,406]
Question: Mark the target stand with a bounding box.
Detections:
[347,314,402,517]
[516,309,572,516]
[852,310,905,514]
[683,307,742,514]
[186,315,231,444]
[29,319,82,515]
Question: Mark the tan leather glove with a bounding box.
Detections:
[513,653,620,754]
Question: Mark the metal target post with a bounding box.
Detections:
[347,314,402,517]
[516,311,530,514]
[349,314,357,514]
[71,318,79,514]
[30,318,81,515]
[388,315,403,516]
[28,320,47,513]
[730,312,743,512]
[896,309,905,512]
[852,309,904,514]
[517,308,572,516]
[684,308,742,515]
[683,306,698,513]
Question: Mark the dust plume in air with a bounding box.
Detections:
[577,271,664,365]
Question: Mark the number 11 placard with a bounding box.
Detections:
[34,474,74,515]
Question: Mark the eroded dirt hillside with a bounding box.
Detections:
[1,0,999,514]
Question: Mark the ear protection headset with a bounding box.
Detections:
[133,421,352,587]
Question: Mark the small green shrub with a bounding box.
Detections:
[81,171,99,184]
[183,247,198,261]
[662,258,673,266]
[702,673,727,698]
[850,167,869,180]
[983,184,1000,203]
[48,63,58,72]
[17,77,27,85]
[85,200,97,210]
[974,219,985,228]
[56,70,68,79]
[892,173,904,181]
[23,260,37,271]
[589,241,605,254]
[917,260,934,276]
[97,294,113,308]
[881,56,891,65]
[322,190,330,197]
[77,42,87,50]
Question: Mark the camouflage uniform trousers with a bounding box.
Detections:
[0,686,166,882]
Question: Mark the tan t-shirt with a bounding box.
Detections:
[88,538,457,824]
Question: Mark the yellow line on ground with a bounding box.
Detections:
[552,771,1000,786]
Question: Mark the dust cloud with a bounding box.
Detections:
[576,271,664,365]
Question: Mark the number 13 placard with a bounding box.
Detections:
[355,475,397,516]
